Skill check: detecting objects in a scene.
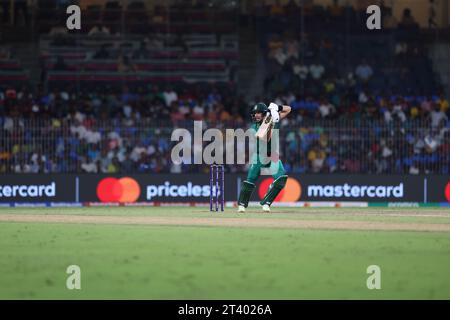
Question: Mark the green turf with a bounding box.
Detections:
[1,207,450,299]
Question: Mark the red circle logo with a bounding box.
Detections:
[445,182,450,202]
[97,177,141,203]
[258,177,302,202]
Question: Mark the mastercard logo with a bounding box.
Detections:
[97,177,141,203]
[445,182,450,202]
[258,177,302,202]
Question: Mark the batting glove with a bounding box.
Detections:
[268,103,280,123]
[268,102,279,112]
[271,110,280,123]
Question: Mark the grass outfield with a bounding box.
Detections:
[0,207,450,299]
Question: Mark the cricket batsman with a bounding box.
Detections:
[237,102,291,213]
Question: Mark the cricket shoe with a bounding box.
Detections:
[262,204,271,212]
[237,205,246,213]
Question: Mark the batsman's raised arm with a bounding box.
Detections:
[279,104,291,120]
[268,102,291,121]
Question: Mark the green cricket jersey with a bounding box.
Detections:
[251,121,280,164]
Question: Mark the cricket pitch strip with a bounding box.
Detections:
[1,211,450,232]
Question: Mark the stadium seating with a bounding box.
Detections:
[0,50,30,86]
[39,32,238,87]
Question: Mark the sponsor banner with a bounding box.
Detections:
[12,203,48,207]
[1,174,449,204]
[122,202,156,207]
[339,202,369,208]
[0,201,445,208]
[83,202,210,207]
[82,174,427,203]
[368,202,421,208]
[255,175,425,203]
[305,202,340,208]
[368,202,441,208]
[1,202,84,208]
[78,174,236,203]
[49,202,84,208]
[0,175,76,203]
[426,176,450,203]
[246,201,369,208]
[85,202,121,207]
[150,202,210,207]
[387,202,420,208]
[225,201,236,208]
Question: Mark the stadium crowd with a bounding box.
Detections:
[0,0,449,175]
[0,84,448,175]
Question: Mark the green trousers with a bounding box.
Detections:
[246,160,286,184]
[238,159,288,208]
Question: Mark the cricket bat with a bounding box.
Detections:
[255,114,273,141]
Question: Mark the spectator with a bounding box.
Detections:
[318,98,336,118]
[191,101,204,121]
[88,24,111,36]
[218,103,232,121]
[0,47,10,59]
[14,0,28,26]
[270,0,285,17]
[292,61,309,80]
[355,60,373,82]
[163,87,178,107]
[343,156,361,173]
[383,10,398,29]
[107,157,120,173]
[121,154,134,172]
[272,46,288,66]
[395,42,408,57]
[323,77,336,94]
[326,151,338,173]
[81,160,99,173]
[358,90,369,104]
[329,0,343,17]
[383,102,393,123]
[438,94,449,113]
[309,61,325,80]
[117,53,137,72]
[430,103,448,128]
[308,146,326,173]
[399,8,418,28]
[428,0,437,28]
[421,96,433,113]
[392,98,407,123]
[148,35,164,49]
[178,101,191,118]
[49,25,68,36]
[285,38,299,60]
